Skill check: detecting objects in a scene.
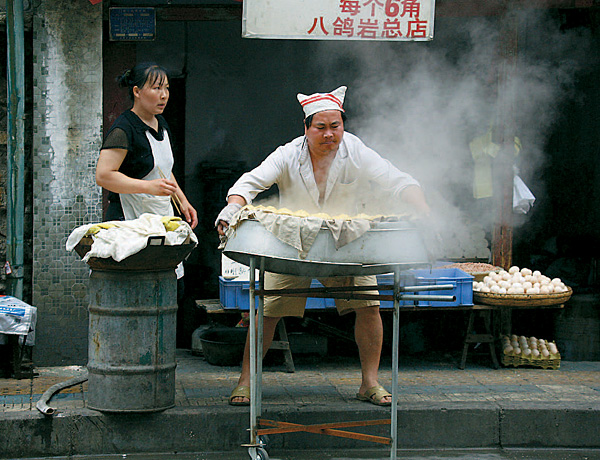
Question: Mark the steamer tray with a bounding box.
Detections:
[474,287,572,307]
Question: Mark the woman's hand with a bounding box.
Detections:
[179,201,198,229]
[145,178,178,196]
[97,148,178,197]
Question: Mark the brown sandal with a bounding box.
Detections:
[229,385,250,406]
[356,385,392,406]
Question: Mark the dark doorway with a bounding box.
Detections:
[163,75,186,192]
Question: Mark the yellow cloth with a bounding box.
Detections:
[161,216,182,232]
[85,222,117,236]
[84,217,181,236]
[470,128,521,199]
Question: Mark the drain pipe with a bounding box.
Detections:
[6,0,26,300]
[36,371,89,416]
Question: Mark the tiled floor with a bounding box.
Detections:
[2,349,599,413]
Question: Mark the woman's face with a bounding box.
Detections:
[134,74,169,116]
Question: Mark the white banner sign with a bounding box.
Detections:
[243,0,435,41]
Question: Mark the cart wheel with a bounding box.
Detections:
[256,447,269,460]
[248,447,270,460]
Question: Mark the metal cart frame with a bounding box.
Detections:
[243,256,454,460]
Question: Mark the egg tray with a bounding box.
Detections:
[501,352,561,370]
[473,286,572,307]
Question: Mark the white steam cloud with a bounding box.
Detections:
[313,9,592,260]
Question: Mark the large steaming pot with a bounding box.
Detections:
[223,219,430,276]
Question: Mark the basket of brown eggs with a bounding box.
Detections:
[501,334,561,369]
[472,266,572,307]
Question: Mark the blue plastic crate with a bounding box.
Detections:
[375,273,412,308]
[219,273,461,310]
[219,277,336,311]
[404,268,473,307]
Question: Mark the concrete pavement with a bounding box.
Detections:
[1,349,600,459]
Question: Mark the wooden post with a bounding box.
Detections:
[491,10,519,270]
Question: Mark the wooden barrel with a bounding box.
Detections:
[86,269,178,412]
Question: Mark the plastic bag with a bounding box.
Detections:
[513,175,535,214]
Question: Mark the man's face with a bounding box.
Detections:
[304,110,344,156]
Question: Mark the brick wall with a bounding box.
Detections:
[31,0,102,365]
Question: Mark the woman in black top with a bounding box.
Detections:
[96,63,197,230]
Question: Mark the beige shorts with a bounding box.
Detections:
[263,272,380,317]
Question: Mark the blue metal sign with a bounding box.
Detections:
[109,7,156,41]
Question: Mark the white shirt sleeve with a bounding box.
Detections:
[226,143,291,205]
[345,133,420,198]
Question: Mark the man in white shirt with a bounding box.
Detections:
[217,86,430,406]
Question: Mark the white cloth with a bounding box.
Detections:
[297,86,346,117]
[513,175,536,214]
[215,202,243,227]
[224,207,323,257]
[226,132,420,216]
[120,131,174,220]
[66,213,197,268]
[322,218,371,249]
[222,206,372,258]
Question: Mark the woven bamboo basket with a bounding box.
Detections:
[474,286,572,307]
[435,264,503,282]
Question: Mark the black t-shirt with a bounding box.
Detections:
[101,111,172,219]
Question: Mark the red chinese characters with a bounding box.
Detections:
[400,0,421,19]
[333,17,355,37]
[307,0,429,39]
[382,18,403,38]
[357,18,379,38]
[307,16,329,35]
[407,18,428,38]
[364,0,385,16]
[340,0,361,15]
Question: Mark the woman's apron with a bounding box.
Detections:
[120,131,184,278]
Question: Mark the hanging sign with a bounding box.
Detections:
[242,0,435,41]
[109,7,156,41]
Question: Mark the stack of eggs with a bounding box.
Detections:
[473,266,569,295]
[501,334,561,369]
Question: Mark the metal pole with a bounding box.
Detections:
[390,266,400,460]
[6,0,26,300]
[249,257,257,448]
[256,258,265,418]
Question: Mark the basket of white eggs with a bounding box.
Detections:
[473,266,572,306]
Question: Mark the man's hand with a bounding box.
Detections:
[215,202,243,236]
[400,185,431,218]
[414,214,445,262]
